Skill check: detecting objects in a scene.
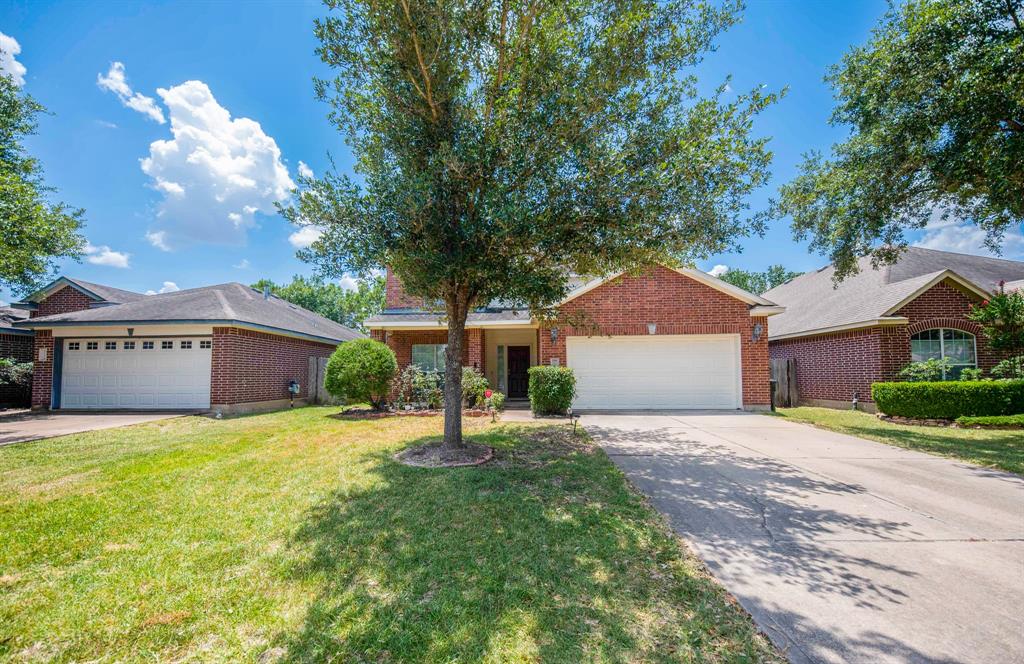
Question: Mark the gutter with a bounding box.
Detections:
[13,318,358,346]
[768,317,909,341]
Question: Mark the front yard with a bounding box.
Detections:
[0,409,778,663]
[775,407,1024,475]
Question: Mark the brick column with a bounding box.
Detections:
[466,328,483,371]
[31,330,54,409]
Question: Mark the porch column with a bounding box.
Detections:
[466,328,483,372]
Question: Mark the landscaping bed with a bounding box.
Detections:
[0,407,779,662]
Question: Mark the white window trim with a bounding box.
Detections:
[911,328,978,379]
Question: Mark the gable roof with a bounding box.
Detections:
[16,281,362,344]
[14,276,147,309]
[764,247,1024,339]
[560,265,779,308]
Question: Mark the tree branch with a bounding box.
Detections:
[399,0,440,121]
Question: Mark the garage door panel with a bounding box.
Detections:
[567,335,741,410]
[60,337,211,410]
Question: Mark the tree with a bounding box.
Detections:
[286,0,780,449]
[717,264,800,295]
[968,288,1024,376]
[251,274,384,331]
[324,338,397,410]
[0,71,85,293]
[778,0,1024,279]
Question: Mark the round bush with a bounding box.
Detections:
[324,339,398,410]
[528,366,576,415]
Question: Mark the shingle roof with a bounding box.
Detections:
[764,247,1024,339]
[365,309,533,327]
[64,278,148,304]
[17,282,362,344]
[0,306,31,333]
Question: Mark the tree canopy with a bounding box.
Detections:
[716,264,800,295]
[251,274,384,331]
[779,0,1024,279]
[0,72,85,294]
[287,0,780,447]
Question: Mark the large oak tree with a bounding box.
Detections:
[286,0,780,449]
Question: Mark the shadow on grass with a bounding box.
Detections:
[274,425,776,662]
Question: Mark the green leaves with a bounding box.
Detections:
[717,264,800,295]
[0,75,85,293]
[779,0,1024,280]
[252,274,384,331]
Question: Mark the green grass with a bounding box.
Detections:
[955,413,1024,428]
[775,407,1024,475]
[0,408,778,663]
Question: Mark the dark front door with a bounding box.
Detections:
[507,346,530,398]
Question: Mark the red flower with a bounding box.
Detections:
[982,299,990,307]
[484,389,493,398]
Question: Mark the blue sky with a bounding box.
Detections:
[2,0,1020,304]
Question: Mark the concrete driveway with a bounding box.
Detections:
[0,411,188,446]
[583,412,1024,664]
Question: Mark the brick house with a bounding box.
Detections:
[11,277,361,413]
[366,264,784,410]
[764,247,1024,411]
[0,307,34,407]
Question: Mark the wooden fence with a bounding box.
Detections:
[307,356,340,405]
[769,358,798,408]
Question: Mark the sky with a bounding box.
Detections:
[1,0,1022,304]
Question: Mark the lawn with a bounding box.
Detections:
[775,407,1024,475]
[0,408,778,663]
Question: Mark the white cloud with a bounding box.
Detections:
[288,225,323,249]
[233,258,250,269]
[913,214,1024,260]
[297,161,314,179]
[84,243,130,268]
[0,32,27,86]
[139,80,295,249]
[96,120,118,129]
[97,62,166,124]
[145,230,171,251]
[708,264,729,277]
[338,275,359,290]
[145,281,180,295]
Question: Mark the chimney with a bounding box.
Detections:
[263,285,270,300]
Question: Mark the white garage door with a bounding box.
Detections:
[567,334,741,410]
[60,337,212,409]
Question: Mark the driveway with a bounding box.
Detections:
[583,412,1024,664]
[0,411,188,446]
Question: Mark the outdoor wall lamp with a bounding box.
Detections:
[647,323,657,335]
[550,327,559,343]
[752,323,764,342]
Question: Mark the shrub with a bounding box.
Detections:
[872,380,1024,419]
[484,390,506,412]
[897,358,952,382]
[461,366,490,408]
[991,355,1024,379]
[0,358,32,387]
[528,366,576,415]
[959,367,983,381]
[955,413,1024,428]
[324,339,397,410]
[412,370,443,409]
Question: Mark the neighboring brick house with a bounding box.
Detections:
[765,247,1024,411]
[366,264,783,410]
[1,307,34,407]
[11,276,361,413]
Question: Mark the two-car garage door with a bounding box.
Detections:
[60,337,212,409]
[567,334,741,410]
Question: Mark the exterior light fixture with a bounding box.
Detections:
[647,323,657,335]
[752,323,764,342]
[550,327,559,343]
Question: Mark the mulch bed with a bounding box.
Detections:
[394,440,494,468]
[878,414,956,428]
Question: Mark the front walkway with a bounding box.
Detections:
[0,411,188,446]
[583,411,1024,664]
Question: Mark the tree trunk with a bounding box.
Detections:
[442,295,468,450]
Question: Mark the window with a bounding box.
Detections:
[105,341,117,350]
[86,341,98,350]
[123,341,136,350]
[411,344,446,373]
[910,328,977,379]
[496,344,506,392]
[180,340,193,349]
[161,341,173,349]
[200,340,212,349]
[68,342,80,351]
[143,341,154,350]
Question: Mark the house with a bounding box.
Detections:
[365,265,784,410]
[0,306,34,407]
[764,247,1024,410]
[11,276,362,413]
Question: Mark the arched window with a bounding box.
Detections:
[910,328,976,379]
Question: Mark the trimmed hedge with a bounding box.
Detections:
[528,366,576,415]
[955,413,1024,429]
[872,380,1024,419]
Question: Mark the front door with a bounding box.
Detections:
[507,346,530,398]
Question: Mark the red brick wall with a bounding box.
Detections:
[31,330,54,408]
[381,329,482,372]
[210,327,337,406]
[385,268,423,309]
[538,266,770,406]
[31,286,93,318]
[769,278,1006,405]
